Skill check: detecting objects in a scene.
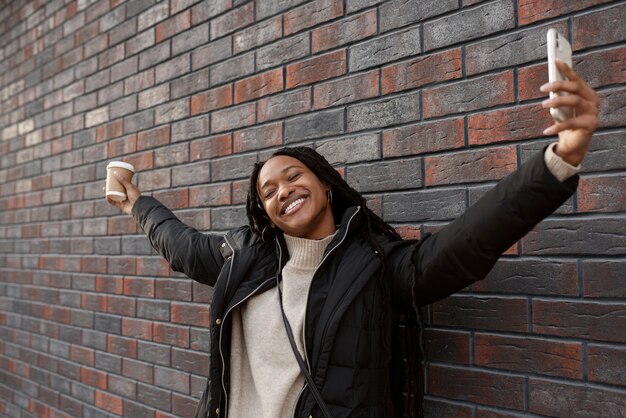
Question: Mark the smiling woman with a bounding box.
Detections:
[106,61,600,418]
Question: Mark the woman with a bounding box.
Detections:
[107,61,599,418]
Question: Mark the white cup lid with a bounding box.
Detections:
[107,161,135,172]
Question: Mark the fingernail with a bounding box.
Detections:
[540,83,550,92]
[541,99,550,107]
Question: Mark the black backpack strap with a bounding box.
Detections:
[277,276,332,418]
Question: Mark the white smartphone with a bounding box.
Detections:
[546,28,574,122]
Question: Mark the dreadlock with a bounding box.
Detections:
[245,146,425,418]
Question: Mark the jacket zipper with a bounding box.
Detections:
[289,207,361,417]
[218,275,274,418]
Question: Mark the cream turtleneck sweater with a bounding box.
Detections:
[228,232,336,418]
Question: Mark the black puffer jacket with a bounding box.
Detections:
[132,149,577,418]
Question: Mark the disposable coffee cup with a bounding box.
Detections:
[106,161,135,202]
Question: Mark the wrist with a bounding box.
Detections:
[553,143,586,166]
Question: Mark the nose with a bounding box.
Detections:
[277,184,295,202]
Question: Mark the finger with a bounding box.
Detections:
[543,114,598,135]
[541,94,598,116]
[555,58,580,82]
[113,171,133,187]
[555,59,599,104]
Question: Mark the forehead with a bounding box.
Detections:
[257,155,308,188]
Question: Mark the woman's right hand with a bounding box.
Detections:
[105,171,141,215]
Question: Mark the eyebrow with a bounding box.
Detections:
[259,165,301,190]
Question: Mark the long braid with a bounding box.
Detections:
[246,146,421,417]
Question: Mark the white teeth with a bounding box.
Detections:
[284,198,305,215]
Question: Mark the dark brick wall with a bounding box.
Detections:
[0,0,624,417]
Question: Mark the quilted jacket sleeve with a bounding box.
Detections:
[388,147,579,309]
[132,195,225,286]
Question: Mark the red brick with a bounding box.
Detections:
[588,344,626,386]
[284,0,343,36]
[108,335,138,358]
[81,367,107,389]
[95,391,123,415]
[433,295,529,333]
[189,183,231,207]
[468,103,552,146]
[393,225,421,240]
[424,329,470,364]
[475,334,583,379]
[81,256,107,273]
[108,216,137,235]
[533,300,626,343]
[152,188,189,209]
[518,0,612,26]
[122,318,153,340]
[124,277,155,298]
[518,62,547,101]
[424,399,473,418]
[156,10,191,43]
[429,365,525,410]
[191,85,232,115]
[81,293,107,312]
[153,323,189,348]
[96,120,123,142]
[312,9,376,53]
[136,256,172,277]
[71,346,95,366]
[578,175,626,213]
[382,49,462,95]
[313,70,378,110]
[107,256,137,276]
[171,303,210,327]
[190,133,232,161]
[234,68,283,104]
[383,118,464,157]
[286,50,346,89]
[107,295,136,316]
[583,260,626,298]
[125,151,154,171]
[572,3,626,50]
[425,146,517,186]
[108,134,137,157]
[137,126,170,151]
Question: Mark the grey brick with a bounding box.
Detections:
[85,69,110,93]
[171,115,209,142]
[424,0,515,51]
[138,1,169,31]
[137,299,170,321]
[256,0,307,20]
[100,5,126,32]
[191,36,232,70]
[173,23,209,55]
[380,0,457,33]
[110,94,138,120]
[97,80,124,105]
[127,27,156,56]
[156,53,191,83]
[139,83,170,109]
[109,374,137,398]
[155,143,189,168]
[285,108,344,143]
[348,158,421,193]
[81,329,107,350]
[257,33,309,71]
[210,102,255,133]
[138,341,171,366]
[172,160,211,186]
[94,237,121,254]
[234,15,282,54]
[384,188,466,222]
[211,206,247,230]
[96,352,123,374]
[171,68,209,99]
[110,16,138,45]
[258,87,310,123]
[210,52,255,86]
[155,97,189,124]
[466,21,568,75]
[139,41,171,71]
[154,366,190,393]
[125,68,155,94]
[127,0,157,18]
[124,109,155,133]
[350,27,421,72]
[137,382,171,411]
[94,313,122,334]
[211,153,257,181]
[315,133,380,165]
[347,91,421,132]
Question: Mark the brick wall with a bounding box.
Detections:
[0,0,624,417]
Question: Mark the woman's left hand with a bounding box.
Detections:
[540,58,600,166]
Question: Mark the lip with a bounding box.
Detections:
[280,194,308,217]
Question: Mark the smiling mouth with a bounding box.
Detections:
[282,196,307,216]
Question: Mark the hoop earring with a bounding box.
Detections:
[261,225,273,242]
[327,189,333,204]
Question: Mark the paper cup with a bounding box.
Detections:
[106,161,135,202]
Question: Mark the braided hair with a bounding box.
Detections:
[246,146,424,417]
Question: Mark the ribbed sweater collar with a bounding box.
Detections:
[283,232,337,269]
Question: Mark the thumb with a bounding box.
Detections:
[113,171,132,186]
